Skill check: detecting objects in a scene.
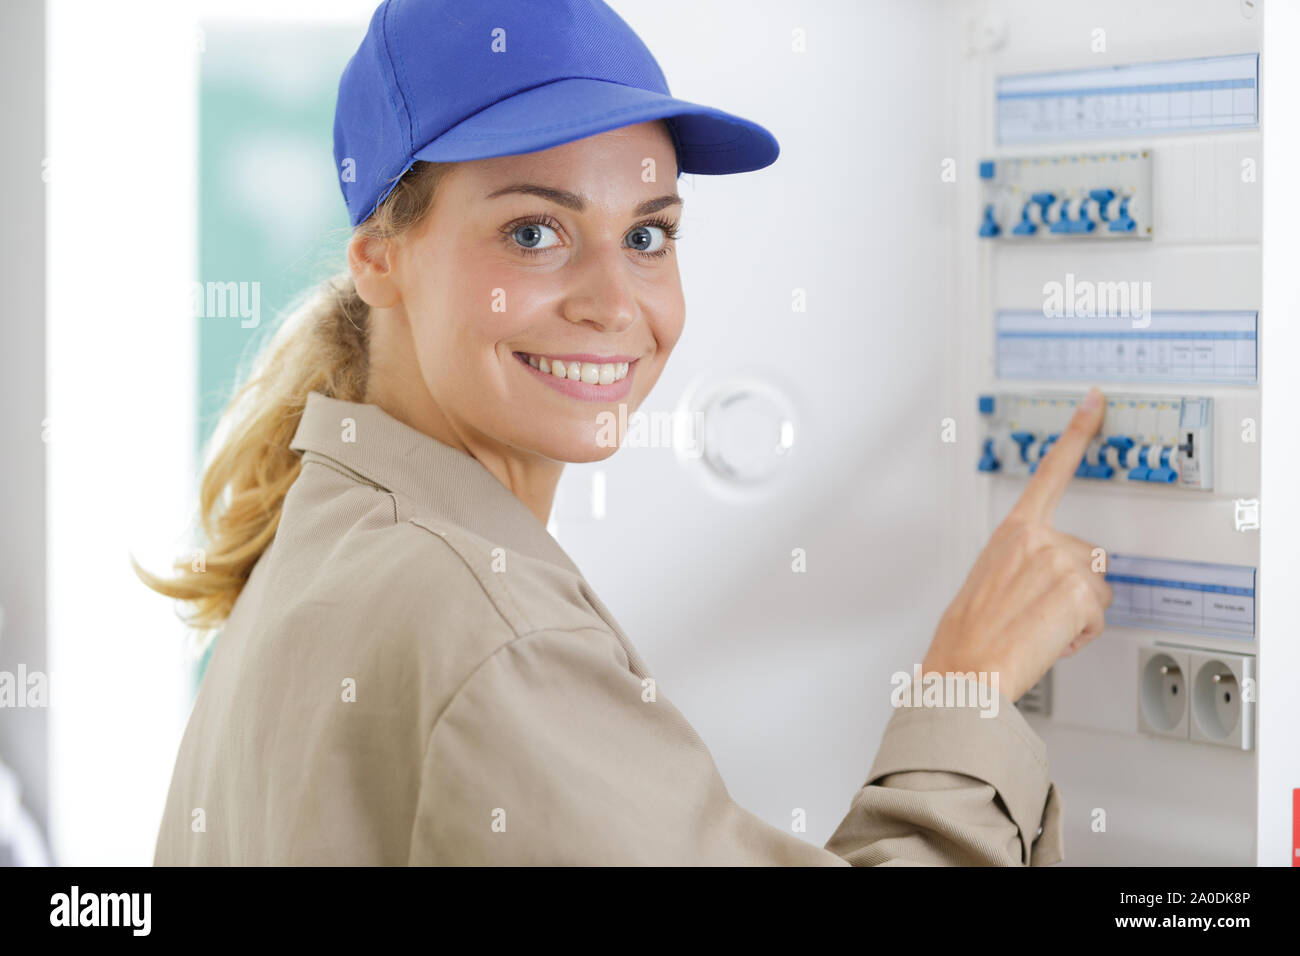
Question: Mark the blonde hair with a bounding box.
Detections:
[132,160,458,639]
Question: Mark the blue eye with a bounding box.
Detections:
[626,216,681,257]
[511,221,561,251]
[625,224,667,253]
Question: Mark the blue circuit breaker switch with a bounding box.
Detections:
[979,204,1000,237]
[1009,431,1035,463]
[1109,195,1137,233]
[979,160,996,180]
[1090,188,1116,222]
[978,394,995,415]
[1106,435,1135,471]
[1012,203,1038,236]
[1128,444,1153,481]
[977,438,1000,472]
[1086,446,1114,479]
[1148,446,1177,483]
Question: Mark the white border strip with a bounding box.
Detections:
[1258,0,1300,868]
[47,0,198,865]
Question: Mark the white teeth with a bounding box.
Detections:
[524,353,631,384]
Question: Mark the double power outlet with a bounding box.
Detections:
[1137,644,1255,750]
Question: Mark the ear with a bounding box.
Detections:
[348,232,402,309]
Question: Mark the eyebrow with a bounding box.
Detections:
[484,183,683,216]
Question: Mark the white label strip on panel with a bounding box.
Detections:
[1105,554,1256,640]
[997,53,1259,144]
[995,309,1258,385]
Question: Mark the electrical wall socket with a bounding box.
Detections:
[1189,651,1256,750]
[1138,647,1190,738]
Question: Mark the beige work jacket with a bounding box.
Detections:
[154,390,1064,865]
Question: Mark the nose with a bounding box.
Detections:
[559,243,639,333]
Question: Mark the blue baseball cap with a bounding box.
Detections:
[333,0,781,228]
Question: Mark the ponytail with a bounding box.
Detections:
[133,160,457,638]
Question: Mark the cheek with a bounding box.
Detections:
[648,282,687,355]
[407,253,531,383]
[445,254,554,349]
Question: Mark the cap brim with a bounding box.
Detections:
[411,77,778,175]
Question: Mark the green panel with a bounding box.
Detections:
[197,23,359,453]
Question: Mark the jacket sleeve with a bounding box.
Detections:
[407,626,1063,866]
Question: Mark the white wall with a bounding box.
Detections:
[46,0,197,864]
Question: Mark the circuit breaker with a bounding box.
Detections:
[976,392,1214,490]
[978,151,1153,241]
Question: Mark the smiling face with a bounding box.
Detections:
[373,120,686,466]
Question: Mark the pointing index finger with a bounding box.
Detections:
[1010,387,1106,525]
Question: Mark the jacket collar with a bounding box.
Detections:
[289,391,582,577]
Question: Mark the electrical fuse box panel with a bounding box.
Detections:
[977,151,1153,241]
[953,19,1269,865]
[976,391,1213,490]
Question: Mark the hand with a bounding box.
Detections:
[922,387,1115,703]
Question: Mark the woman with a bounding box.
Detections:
[139,0,1112,866]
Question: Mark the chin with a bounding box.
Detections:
[538,427,625,464]
[560,441,623,464]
